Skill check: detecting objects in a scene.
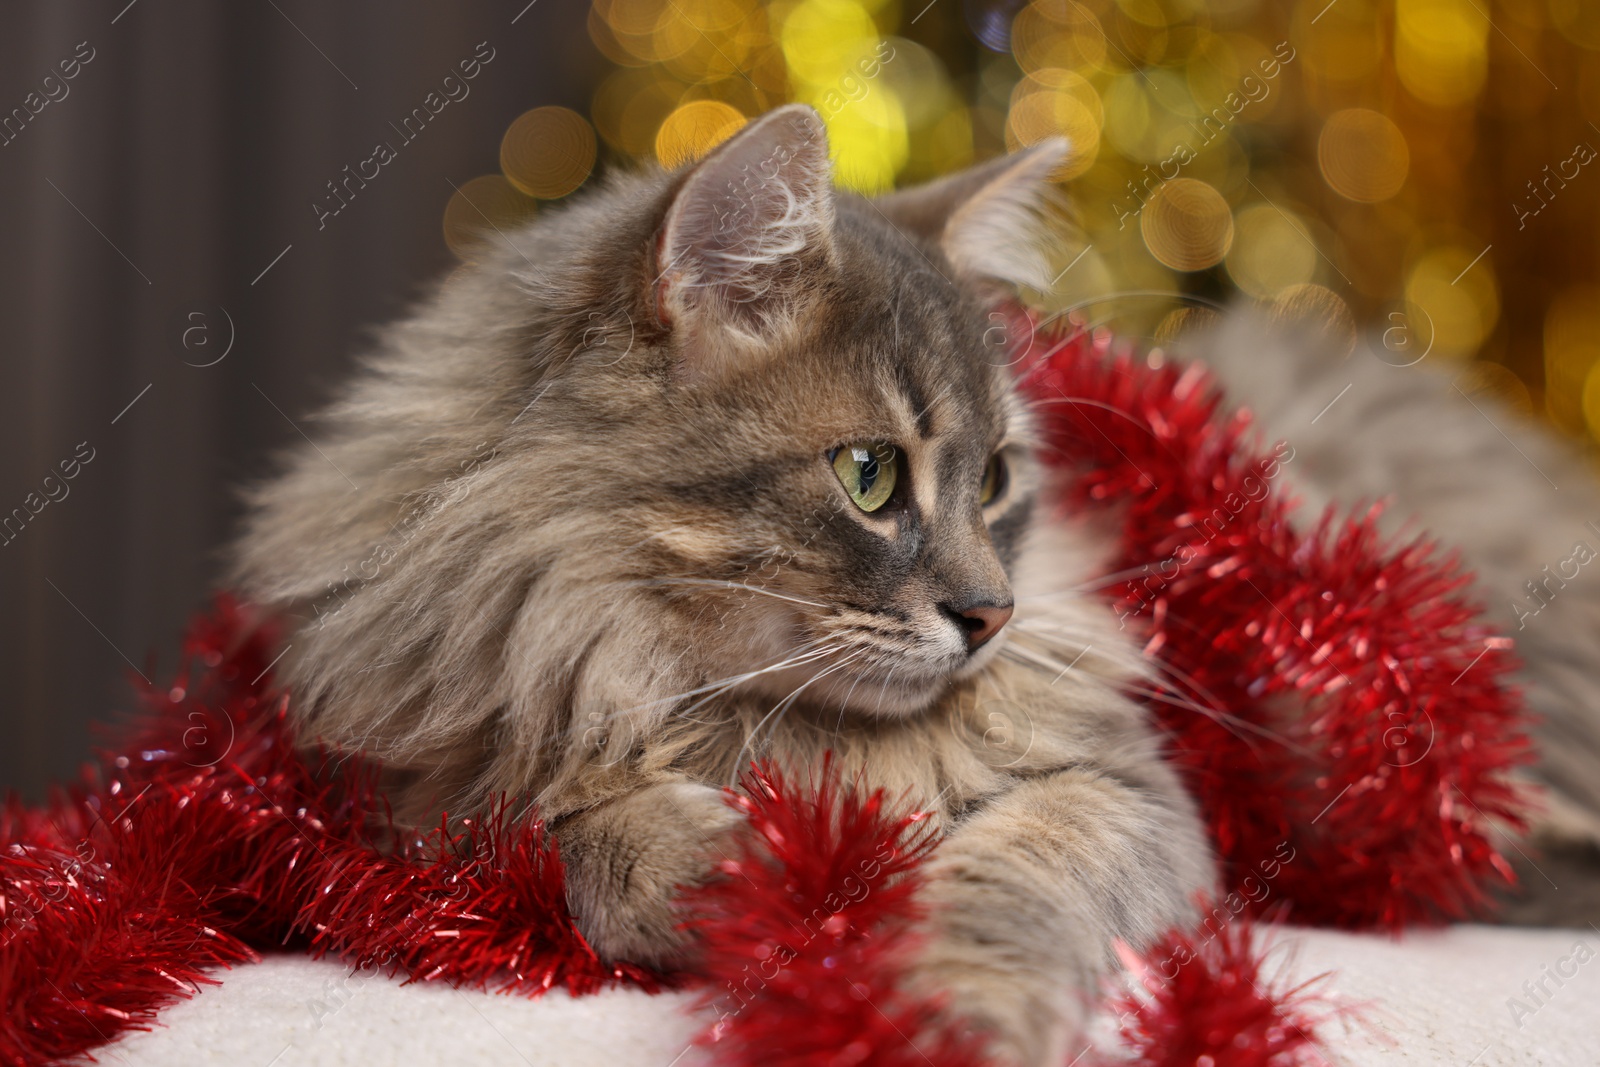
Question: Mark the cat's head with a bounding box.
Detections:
[233,105,1068,788]
[621,105,1065,716]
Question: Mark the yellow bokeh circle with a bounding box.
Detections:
[1581,361,1600,439]
[1544,286,1600,432]
[1318,109,1410,203]
[780,0,879,86]
[655,100,747,168]
[1459,361,1533,418]
[1405,245,1499,358]
[1140,178,1234,271]
[500,106,597,199]
[1226,202,1320,298]
[1012,0,1108,74]
[1395,0,1489,107]
[1006,90,1100,180]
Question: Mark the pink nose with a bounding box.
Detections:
[947,602,1014,650]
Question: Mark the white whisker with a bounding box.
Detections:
[998,637,1307,756]
[729,647,866,783]
[636,577,830,610]
[600,639,837,724]
[673,643,844,725]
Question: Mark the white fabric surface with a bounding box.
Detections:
[93,925,1600,1067]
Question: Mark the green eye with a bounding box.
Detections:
[832,441,900,512]
[979,453,1006,506]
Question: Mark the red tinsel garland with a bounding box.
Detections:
[1012,311,1528,927]
[1102,924,1343,1067]
[0,317,1530,1067]
[686,760,989,1067]
[0,598,648,1067]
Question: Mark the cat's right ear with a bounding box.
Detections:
[654,104,836,379]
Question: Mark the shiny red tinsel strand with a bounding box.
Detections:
[683,760,990,1067]
[1098,923,1342,1067]
[0,597,637,1067]
[0,321,1532,1066]
[1012,310,1530,928]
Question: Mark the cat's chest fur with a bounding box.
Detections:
[544,592,1153,834]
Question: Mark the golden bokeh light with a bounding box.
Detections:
[1318,109,1410,203]
[1008,68,1103,178]
[1295,3,1382,84]
[587,6,651,68]
[1140,178,1234,271]
[1582,361,1600,440]
[1394,0,1489,107]
[592,67,684,156]
[1099,75,1153,160]
[822,86,910,192]
[1405,246,1499,359]
[906,105,975,182]
[592,0,667,38]
[655,100,747,168]
[779,0,880,86]
[1226,203,1320,298]
[1544,286,1600,432]
[448,0,1600,450]
[500,107,597,199]
[1550,0,1600,51]
[879,37,958,127]
[443,175,538,260]
[1012,1,1109,73]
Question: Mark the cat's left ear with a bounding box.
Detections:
[655,104,836,376]
[874,139,1068,292]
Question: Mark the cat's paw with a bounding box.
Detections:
[900,851,1092,1067]
[901,937,1087,1067]
[559,781,743,967]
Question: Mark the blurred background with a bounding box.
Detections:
[2,0,1595,798]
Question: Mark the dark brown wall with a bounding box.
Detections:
[0,1,598,799]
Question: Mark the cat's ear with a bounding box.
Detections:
[655,104,836,373]
[874,139,1068,292]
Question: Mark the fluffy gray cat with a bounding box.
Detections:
[230,104,1600,1060]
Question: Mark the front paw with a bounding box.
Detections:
[901,846,1097,1067]
[901,931,1088,1067]
[560,781,744,967]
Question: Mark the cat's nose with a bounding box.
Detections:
[943,600,1014,650]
